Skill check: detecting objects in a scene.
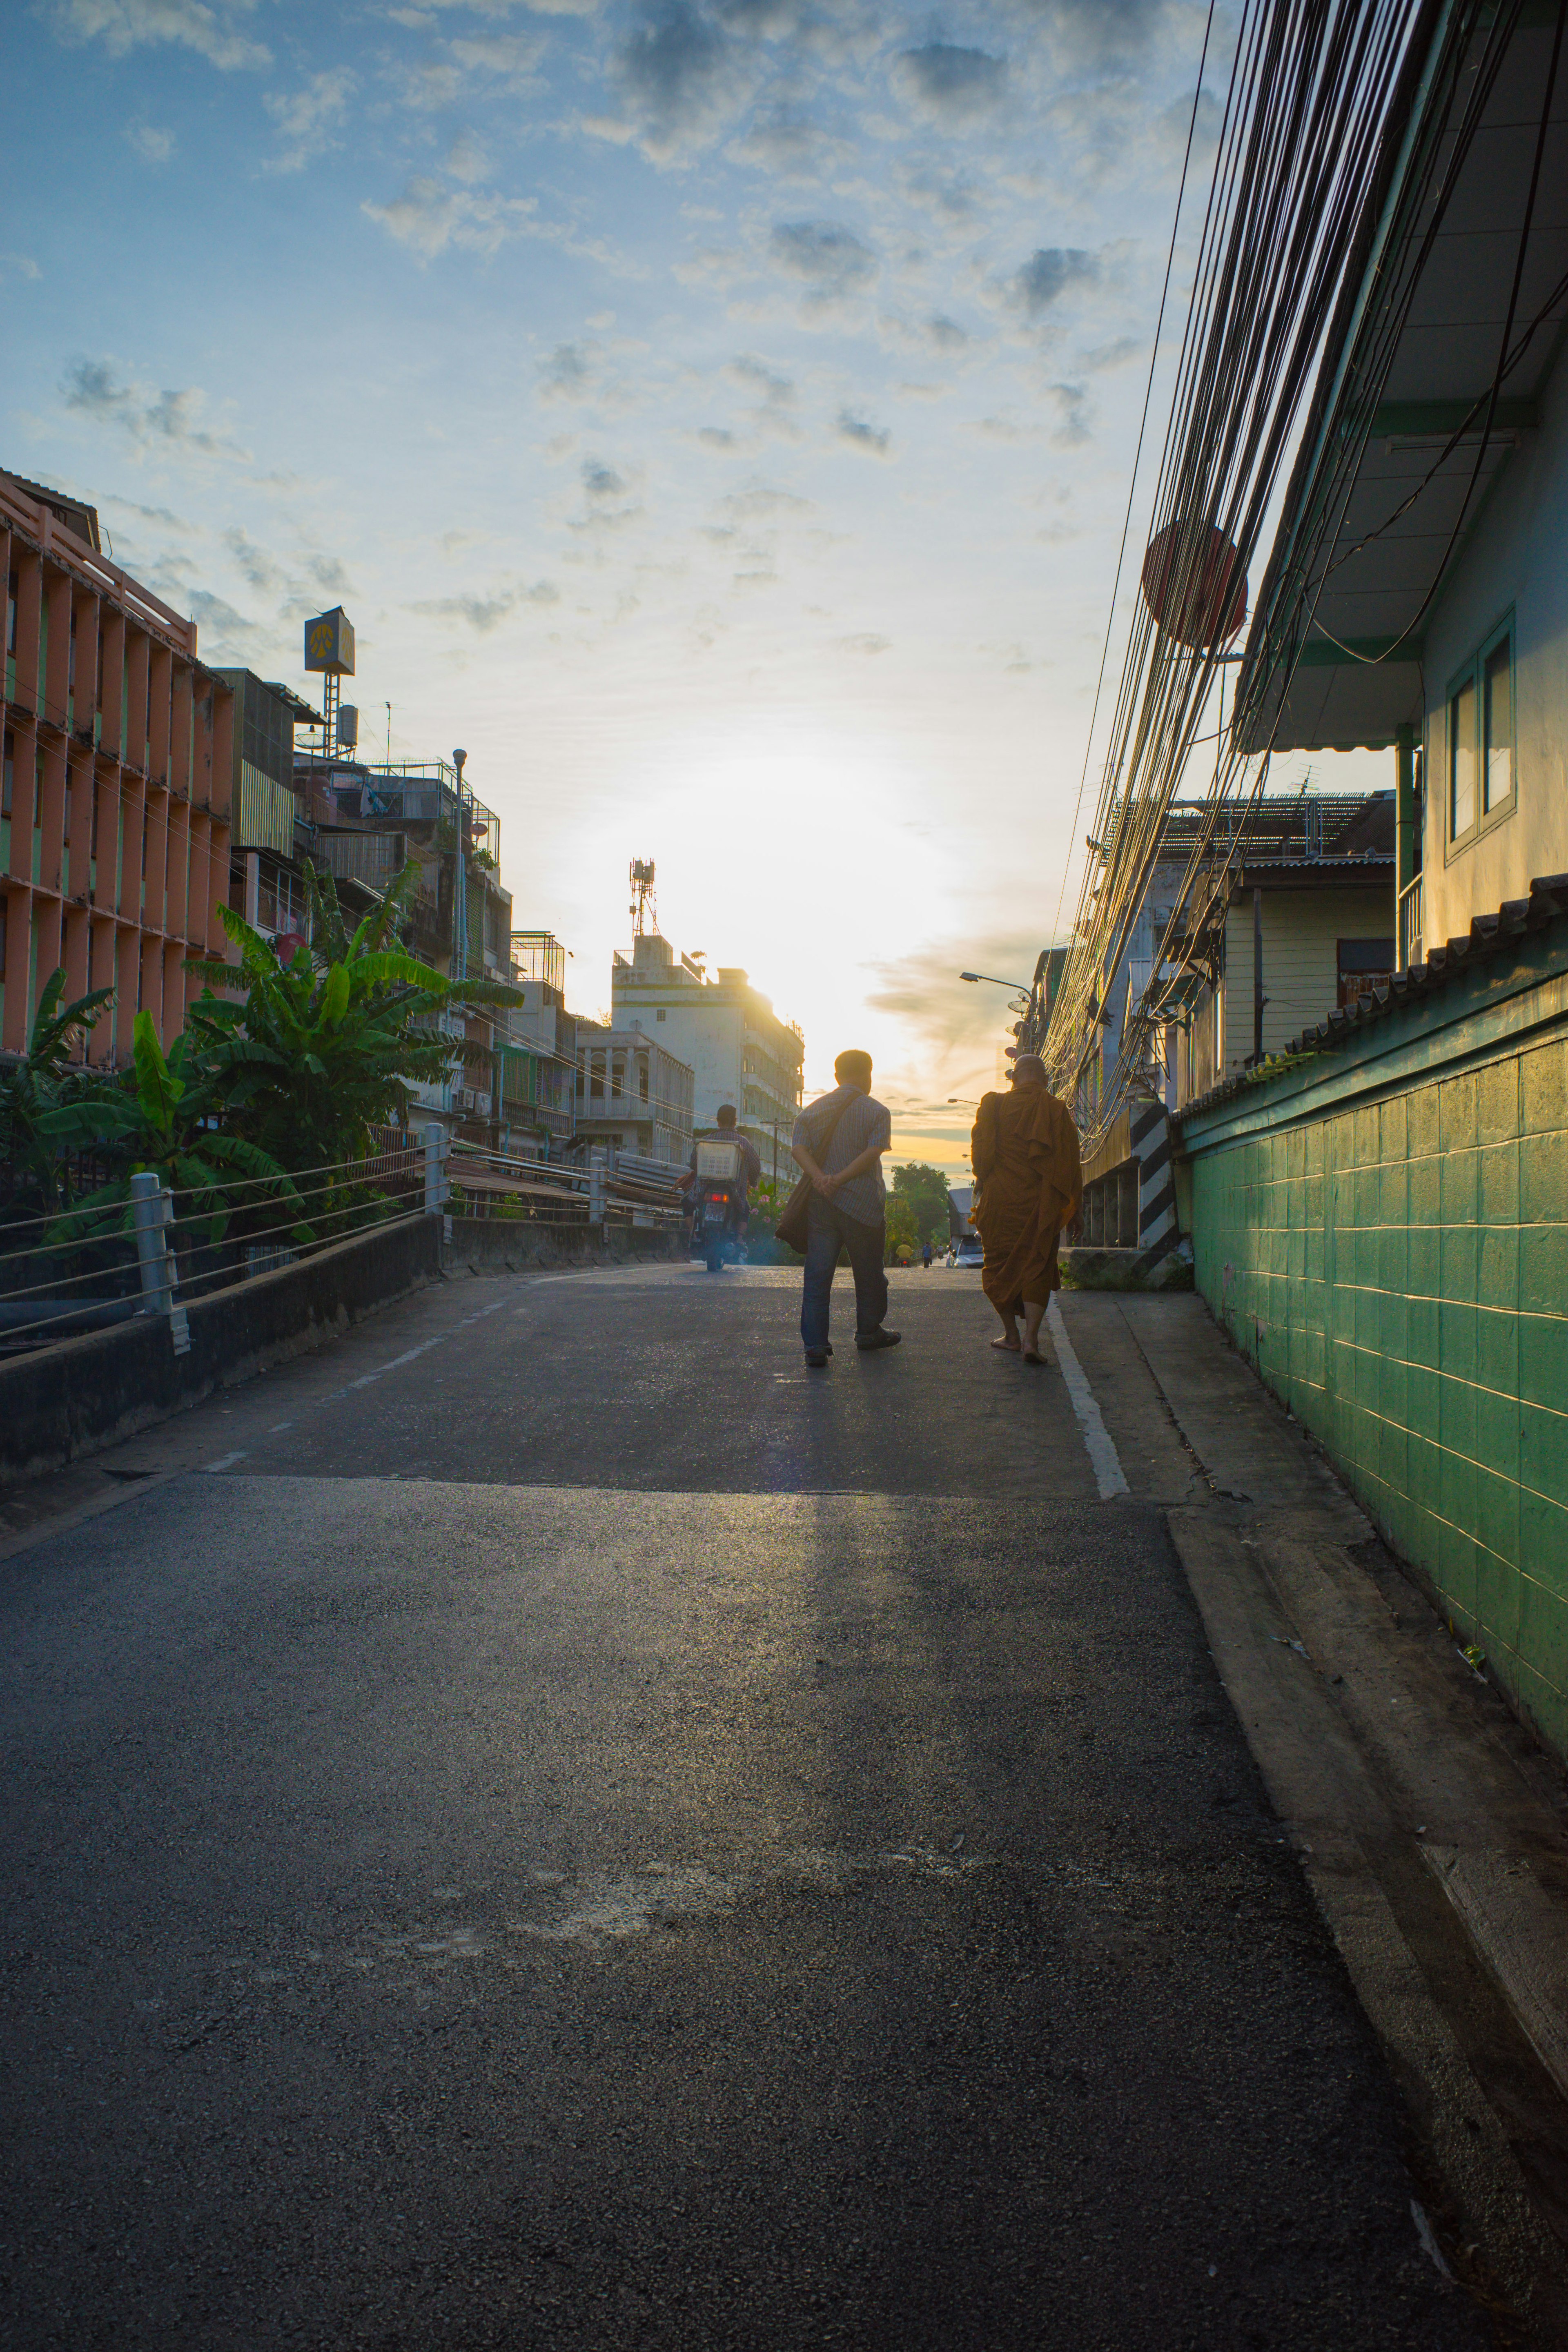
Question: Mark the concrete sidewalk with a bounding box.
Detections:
[1059,1290,1568,2341]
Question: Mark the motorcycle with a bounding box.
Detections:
[688,1138,749,1273]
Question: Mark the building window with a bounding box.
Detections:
[1447,615,1514,851]
[656,1007,666,1021]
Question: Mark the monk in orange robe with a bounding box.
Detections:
[970,1055,1082,1365]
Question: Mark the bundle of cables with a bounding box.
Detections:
[1039,0,1552,1150]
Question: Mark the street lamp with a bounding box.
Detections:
[959,970,1033,993]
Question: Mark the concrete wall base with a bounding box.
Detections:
[443,1216,682,1276]
[1060,1245,1195,1293]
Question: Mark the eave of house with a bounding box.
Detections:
[1237,5,1568,755]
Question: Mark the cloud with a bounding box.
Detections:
[1009,247,1099,319]
[188,589,268,659]
[836,408,889,455]
[51,0,270,70]
[263,71,353,173]
[61,359,250,459]
[412,581,559,632]
[571,456,643,531]
[730,108,852,180]
[1,253,42,281]
[363,177,537,260]
[125,122,175,163]
[1044,381,1092,447]
[837,632,889,654]
[1082,335,1141,372]
[768,219,876,306]
[612,0,737,158]
[892,42,1007,124]
[445,129,491,183]
[223,527,283,593]
[448,32,546,84]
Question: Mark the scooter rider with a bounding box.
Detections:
[683,1103,761,1234]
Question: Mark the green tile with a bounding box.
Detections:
[1441,1223,1480,1305]
[1477,1056,1520,1145]
[1477,1303,1519,1400]
[1517,1564,1568,1692]
[1440,1370,1478,1463]
[1520,1224,1568,1315]
[1408,1424,1442,1494]
[1479,1138,1519,1227]
[1478,1229,1519,1321]
[1380,1288,1410,1363]
[1408,1230,1439,1302]
[1408,1157,1439,1228]
[1378,1411,1409,1495]
[1441,1070,1478,1153]
[1519,1501,1568,1604]
[1474,1385,1520,1484]
[1518,1313,1568,1413]
[1440,1147,1479,1231]
[1409,1083,1439,1160]
[1519,1130,1568,1227]
[1439,1515,1478,1616]
[1520,1037,1566,1136]
[1408,1299,1440,1373]
[1473,1537,1521,1651]
[1520,1402,1568,1511]
[1439,1302,1478,1383]
[1354,1105,1379,1170]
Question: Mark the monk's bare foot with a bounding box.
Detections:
[1021,1348,1045,1365]
[991,1335,1021,1352]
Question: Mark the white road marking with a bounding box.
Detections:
[1047,1298,1130,1500]
[203,1451,249,1473]
[268,1422,293,1434]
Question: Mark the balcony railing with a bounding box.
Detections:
[1399,874,1423,970]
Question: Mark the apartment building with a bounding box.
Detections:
[610,931,803,1168]
[574,1022,695,1167]
[2,472,232,1061]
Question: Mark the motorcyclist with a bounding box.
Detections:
[684,1104,762,1232]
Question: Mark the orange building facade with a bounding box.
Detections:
[2,473,232,1063]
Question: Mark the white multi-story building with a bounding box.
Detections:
[573,1023,694,1168]
[610,932,804,1177]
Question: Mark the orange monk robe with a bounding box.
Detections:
[969,1087,1083,1314]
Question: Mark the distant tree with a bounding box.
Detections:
[883,1194,919,1265]
[891,1161,950,1248]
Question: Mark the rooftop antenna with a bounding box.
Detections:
[629,857,657,940]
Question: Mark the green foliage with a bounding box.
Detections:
[18,861,521,1252]
[891,1160,951,1248]
[0,970,116,1218]
[884,1193,919,1263]
[38,1010,305,1248]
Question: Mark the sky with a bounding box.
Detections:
[4,0,1376,1178]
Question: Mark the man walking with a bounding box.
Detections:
[790,1049,901,1370]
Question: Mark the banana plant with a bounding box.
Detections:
[181,858,522,1176]
[0,969,117,1222]
[38,1012,307,1249]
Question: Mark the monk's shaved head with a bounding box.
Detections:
[1010,1054,1049,1087]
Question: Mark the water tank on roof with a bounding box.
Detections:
[336,703,358,750]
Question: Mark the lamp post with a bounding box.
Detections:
[958,970,1033,994]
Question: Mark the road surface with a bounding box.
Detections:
[0,1264,1487,2347]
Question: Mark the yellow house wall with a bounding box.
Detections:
[1220,884,1393,1076]
[1420,331,1568,949]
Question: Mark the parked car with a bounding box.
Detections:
[953,1233,984,1267]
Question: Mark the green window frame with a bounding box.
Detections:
[1446,611,1515,855]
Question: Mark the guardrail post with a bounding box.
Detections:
[588,1147,606,1230]
[423,1122,448,1215]
[130,1171,191,1356]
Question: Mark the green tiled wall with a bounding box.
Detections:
[1188,1027,1568,1762]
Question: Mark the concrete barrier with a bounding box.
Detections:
[0,1214,442,1488]
[442,1216,682,1276]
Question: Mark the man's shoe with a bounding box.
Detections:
[855,1328,902,1352]
[805,1350,830,1369]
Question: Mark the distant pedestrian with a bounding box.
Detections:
[790,1050,902,1370]
[971,1054,1081,1366]
[922,1241,933,1270]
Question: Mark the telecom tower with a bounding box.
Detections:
[628,858,657,940]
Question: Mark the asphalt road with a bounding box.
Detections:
[0,1265,1488,2348]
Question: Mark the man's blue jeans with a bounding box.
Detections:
[800,1195,887,1352]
